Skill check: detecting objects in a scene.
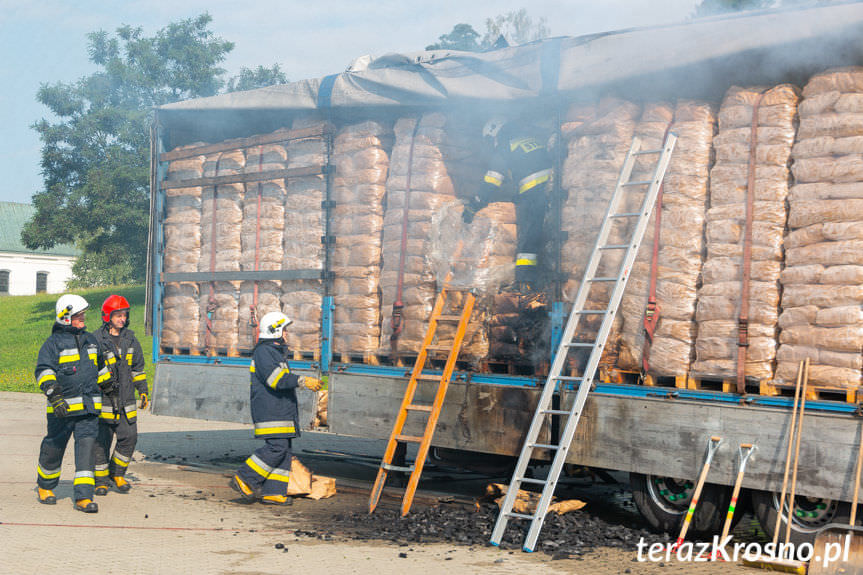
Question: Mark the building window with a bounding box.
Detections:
[36,272,48,293]
[0,270,9,295]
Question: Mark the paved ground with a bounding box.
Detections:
[0,391,762,574]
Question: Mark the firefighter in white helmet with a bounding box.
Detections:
[230,311,322,505]
[464,116,554,294]
[34,294,116,512]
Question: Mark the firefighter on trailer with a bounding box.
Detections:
[35,294,115,512]
[230,311,322,505]
[93,295,149,495]
[463,117,554,294]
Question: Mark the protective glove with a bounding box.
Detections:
[462,201,477,224]
[45,384,69,418]
[139,393,149,410]
[98,378,118,396]
[302,376,322,392]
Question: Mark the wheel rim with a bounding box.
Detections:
[646,475,695,514]
[772,492,839,533]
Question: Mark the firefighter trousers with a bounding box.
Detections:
[36,413,98,501]
[237,438,293,496]
[95,416,137,483]
[514,183,548,284]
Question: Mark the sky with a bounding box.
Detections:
[0,0,698,204]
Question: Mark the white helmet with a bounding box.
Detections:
[55,294,89,325]
[258,311,293,339]
[483,117,505,140]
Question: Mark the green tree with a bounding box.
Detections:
[227,64,288,92]
[481,8,550,47]
[426,23,482,51]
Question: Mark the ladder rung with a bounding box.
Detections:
[556,376,584,382]
[415,373,440,381]
[610,212,641,218]
[541,409,571,416]
[424,345,452,352]
[623,179,653,186]
[577,310,606,315]
[436,314,463,322]
[519,477,547,485]
[507,512,534,520]
[530,443,560,450]
[406,404,434,412]
[633,148,664,155]
[588,277,617,282]
[565,342,595,347]
[382,463,415,473]
[600,244,629,250]
[395,434,424,443]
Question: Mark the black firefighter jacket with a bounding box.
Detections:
[249,339,302,440]
[95,324,148,424]
[35,324,113,416]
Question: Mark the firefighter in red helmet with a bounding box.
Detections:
[92,295,149,494]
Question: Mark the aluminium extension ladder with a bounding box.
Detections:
[490,133,677,552]
[369,250,475,516]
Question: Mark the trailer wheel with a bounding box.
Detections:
[630,472,729,536]
[752,490,851,546]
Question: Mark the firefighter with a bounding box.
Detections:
[93,295,149,495]
[230,311,322,505]
[463,117,554,293]
[35,294,115,512]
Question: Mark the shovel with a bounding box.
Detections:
[808,421,863,575]
[671,436,722,551]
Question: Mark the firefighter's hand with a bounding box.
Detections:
[139,393,149,410]
[302,377,322,392]
[99,378,118,396]
[46,385,68,418]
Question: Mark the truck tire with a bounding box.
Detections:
[630,472,730,536]
[752,490,851,546]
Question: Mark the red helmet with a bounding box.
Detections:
[102,294,131,324]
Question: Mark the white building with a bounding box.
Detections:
[0,202,78,296]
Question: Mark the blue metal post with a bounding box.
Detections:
[152,126,166,364]
[320,296,334,374]
[549,301,566,365]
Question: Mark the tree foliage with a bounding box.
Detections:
[227,64,288,92]
[24,14,286,286]
[427,9,550,52]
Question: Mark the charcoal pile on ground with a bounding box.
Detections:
[330,502,663,556]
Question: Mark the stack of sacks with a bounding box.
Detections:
[560,98,641,346]
[776,67,863,388]
[161,144,204,350]
[616,102,716,375]
[239,140,287,350]
[199,146,245,353]
[380,114,457,355]
[330,121,390,356]
[692,85,799,380]
[281,119,327,354]
[429,202,517,361]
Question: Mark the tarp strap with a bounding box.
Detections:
[317,74,339,109]
[205,156,222,355]
[390,116,422,354]
[540,37,563,96]
[642,122,674,374]
[737,91,764,394]
[252,147,264,345]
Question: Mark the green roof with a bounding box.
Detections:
[0,202,79,257]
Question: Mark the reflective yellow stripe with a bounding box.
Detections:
[95,469,110,477]
[37,373,57,386]
[254,426,296,436]
[97,372,111,384]
[89,353,98,365]
[483,172,503,187]
[100,412,118,420]
[112,457,130,468]
[93,402,102,410]
[516,258,538,267]
[37,465,61,480]
[246,457,270,479]
[267,471,291,483]
[107,355,117,365]
[249,361,255,373]
[58,354,80,364]
[132,374,146,382]
[48,403,85,414]
[74,477,95,486]
[518,171,551,194]
[125,410,138,419]
[126,353,133,365]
